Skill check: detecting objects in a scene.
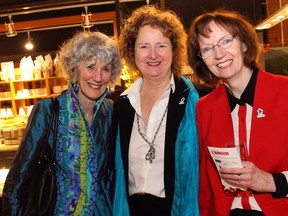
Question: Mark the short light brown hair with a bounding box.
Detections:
[187,9,261,85]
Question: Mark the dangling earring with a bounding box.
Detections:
[73,82,80,93]
[208,72,212,80]
[243,44,247,53]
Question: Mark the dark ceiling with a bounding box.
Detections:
[0,0,152,63]
[0,0,264,64]
[165,0,264,30]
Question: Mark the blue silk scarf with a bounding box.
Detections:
[53,84,107,216]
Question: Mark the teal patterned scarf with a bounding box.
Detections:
[54,84,107,216]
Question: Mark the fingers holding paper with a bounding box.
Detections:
[219,161,276,193]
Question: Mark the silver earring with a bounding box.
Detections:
[208,72,212,80]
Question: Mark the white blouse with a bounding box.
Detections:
[122,76,175,197]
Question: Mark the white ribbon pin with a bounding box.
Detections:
[179,97,185,105]
[257,108,266,118]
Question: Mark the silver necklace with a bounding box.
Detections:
[136,104,168,163]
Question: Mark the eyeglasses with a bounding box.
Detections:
[198,36,235,59]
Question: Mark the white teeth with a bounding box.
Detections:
[89,83,100,89]
[217,60,232,68]
[148,62,160,65]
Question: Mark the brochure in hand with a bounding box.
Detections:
[208,146,248,193]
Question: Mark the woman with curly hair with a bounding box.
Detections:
[3,31,121,216]
[113,5,200,216]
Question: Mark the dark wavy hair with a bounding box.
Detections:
[187,9,261,85]
[119,5,187,78]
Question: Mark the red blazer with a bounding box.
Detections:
[196,69,288,216]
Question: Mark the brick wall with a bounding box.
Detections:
[267,0,288,47]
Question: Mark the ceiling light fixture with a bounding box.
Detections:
[81,6,93,29]
[25,31,34,50]
[255,3,288,30]
[5,15,17,37]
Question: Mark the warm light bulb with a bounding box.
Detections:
[25,31,34,50]
[25,40,34,50]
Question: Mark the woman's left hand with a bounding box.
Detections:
[219,161,276,193]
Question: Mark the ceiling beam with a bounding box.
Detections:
[0,11,118,37]
[0,0,145,17]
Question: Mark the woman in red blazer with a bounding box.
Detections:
[187,9,288,216]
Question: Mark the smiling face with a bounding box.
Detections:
[199,21,248,83]
[77,59,112,101]
[134,25,173,81]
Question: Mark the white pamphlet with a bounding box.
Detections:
[208,146,247,192]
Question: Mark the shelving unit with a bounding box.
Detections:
[0,81,12,109]
[0,75,67,116]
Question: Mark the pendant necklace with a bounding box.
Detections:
[136,104,168,163]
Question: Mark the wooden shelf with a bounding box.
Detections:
[0,75,67,116]
[0,144,19,152]
[14,95,48,100]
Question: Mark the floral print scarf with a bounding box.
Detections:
[54,84,107,215]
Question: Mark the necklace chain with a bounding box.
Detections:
[136,104,168,163]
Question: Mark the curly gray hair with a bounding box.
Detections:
[58,31,121,84]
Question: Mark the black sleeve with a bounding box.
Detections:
[271,173,288,198]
